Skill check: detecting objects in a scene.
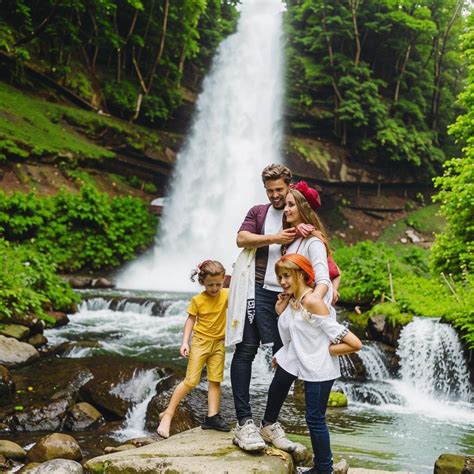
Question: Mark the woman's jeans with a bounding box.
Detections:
[305,379,335,474]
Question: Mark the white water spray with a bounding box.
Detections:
[118,0,285,291]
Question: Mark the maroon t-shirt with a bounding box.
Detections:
[238,204,272,285]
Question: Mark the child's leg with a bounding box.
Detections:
[157,381,192,438]
[208,381,221,417]
[329,331,363,356]
[158,336,209,437]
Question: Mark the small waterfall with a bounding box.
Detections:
[112,369,164,441]
[117,0,285,292]
[358,343,390,381]
[78,298,112,312]
[397,318,471,402]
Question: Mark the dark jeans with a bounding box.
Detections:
[264,365,297,423]
[305,379,335,474]
[230,285,281,421]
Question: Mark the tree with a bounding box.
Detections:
[431,10,474,275]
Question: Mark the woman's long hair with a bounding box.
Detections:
[283,188,332,256]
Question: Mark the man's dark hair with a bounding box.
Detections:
[261,164,292,184]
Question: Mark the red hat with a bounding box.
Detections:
[291,181,321,211]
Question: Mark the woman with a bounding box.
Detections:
[272,253,361,474]
[258,181,346,468]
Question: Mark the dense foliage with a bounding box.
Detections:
[335,240,474,347]
[431,10,474,276]
[0,239,79,322]
[0,186,157,271]
[0,0,238,124]
[285,0,467,171]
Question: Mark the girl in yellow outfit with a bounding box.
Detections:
[157,260,230,438]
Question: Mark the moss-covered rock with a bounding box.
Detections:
[327,391,348,407]
[0,324,30,340]
[434,453,473,473]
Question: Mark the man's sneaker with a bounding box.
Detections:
[232,419,266,451]
[201,413,230,432]
[259,421,297,452]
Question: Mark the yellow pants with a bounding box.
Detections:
[184,334,225,388]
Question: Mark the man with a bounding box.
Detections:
[230,163,297,452]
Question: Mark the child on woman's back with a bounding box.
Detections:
[157,260,230,438]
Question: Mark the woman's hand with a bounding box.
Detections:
[180,342,190,358]
[271,357,278,369]
[277,292,291,305]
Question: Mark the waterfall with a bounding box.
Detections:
[117,0,285,292]
[358,343,390,381]
[397,318,471,402]
[111,369,164,440]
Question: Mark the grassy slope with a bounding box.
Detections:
[0,81,169,163]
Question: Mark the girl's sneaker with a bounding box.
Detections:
[201,413,230,432]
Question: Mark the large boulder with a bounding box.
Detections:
[0,336,39,368]
[6,314,44,337]
[26,433,82,463]
[0,364,15,406]
[64,402,104,431]
[27,334,48,349]
[20,458,83,473]
[8,398,70,432]
[84,427,294,473]
[0,439,26,460]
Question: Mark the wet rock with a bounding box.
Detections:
[79,377,130,419]
[65,276,92,289]
[50,369,94,401]
[27,334,48,348]
[6,315,44,337]
[126,436,161,447]
[340,352,366,379]
[103,444,137,454]
[8,398,70,432]
[367,315,402,346]
[0,336,40,368]
[291,442,311,465]
[0,453,9,470]
[91,277,115,289]
[22,458,83,473]
[26,433,82,463]
[0,324,30,340]
[0,439,26,459]
[434,454,474,474]
[45,311,69,327]
[0,365,15,406]
[145,383,196,435]
[85,427,293,473]
[64,402,104,431]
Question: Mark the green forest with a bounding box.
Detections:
[0,0,473,347]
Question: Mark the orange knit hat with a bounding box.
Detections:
[279,253,315,287]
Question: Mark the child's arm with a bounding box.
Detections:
[275,292,291,315]
[329,331,362,356]
[180,314,196,358]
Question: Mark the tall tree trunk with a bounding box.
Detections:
[147,0,170,92]
[349,0,362,66]
[393,44,412,103]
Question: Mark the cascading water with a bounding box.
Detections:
[397,317,471,402]
[117,0,285,292]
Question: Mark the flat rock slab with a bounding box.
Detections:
[349,469,412,474]
[84,427,294,473]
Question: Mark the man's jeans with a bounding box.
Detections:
[230,285,280,421]
[305,379,335,473]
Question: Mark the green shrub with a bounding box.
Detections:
[103,80,137,119]
[368,302,413,326]
[333,241,399,304]
[0,186,157,272]
[0,239,78,322]
[143,182,157,194]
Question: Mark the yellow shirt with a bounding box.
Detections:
[187,289,229,340]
